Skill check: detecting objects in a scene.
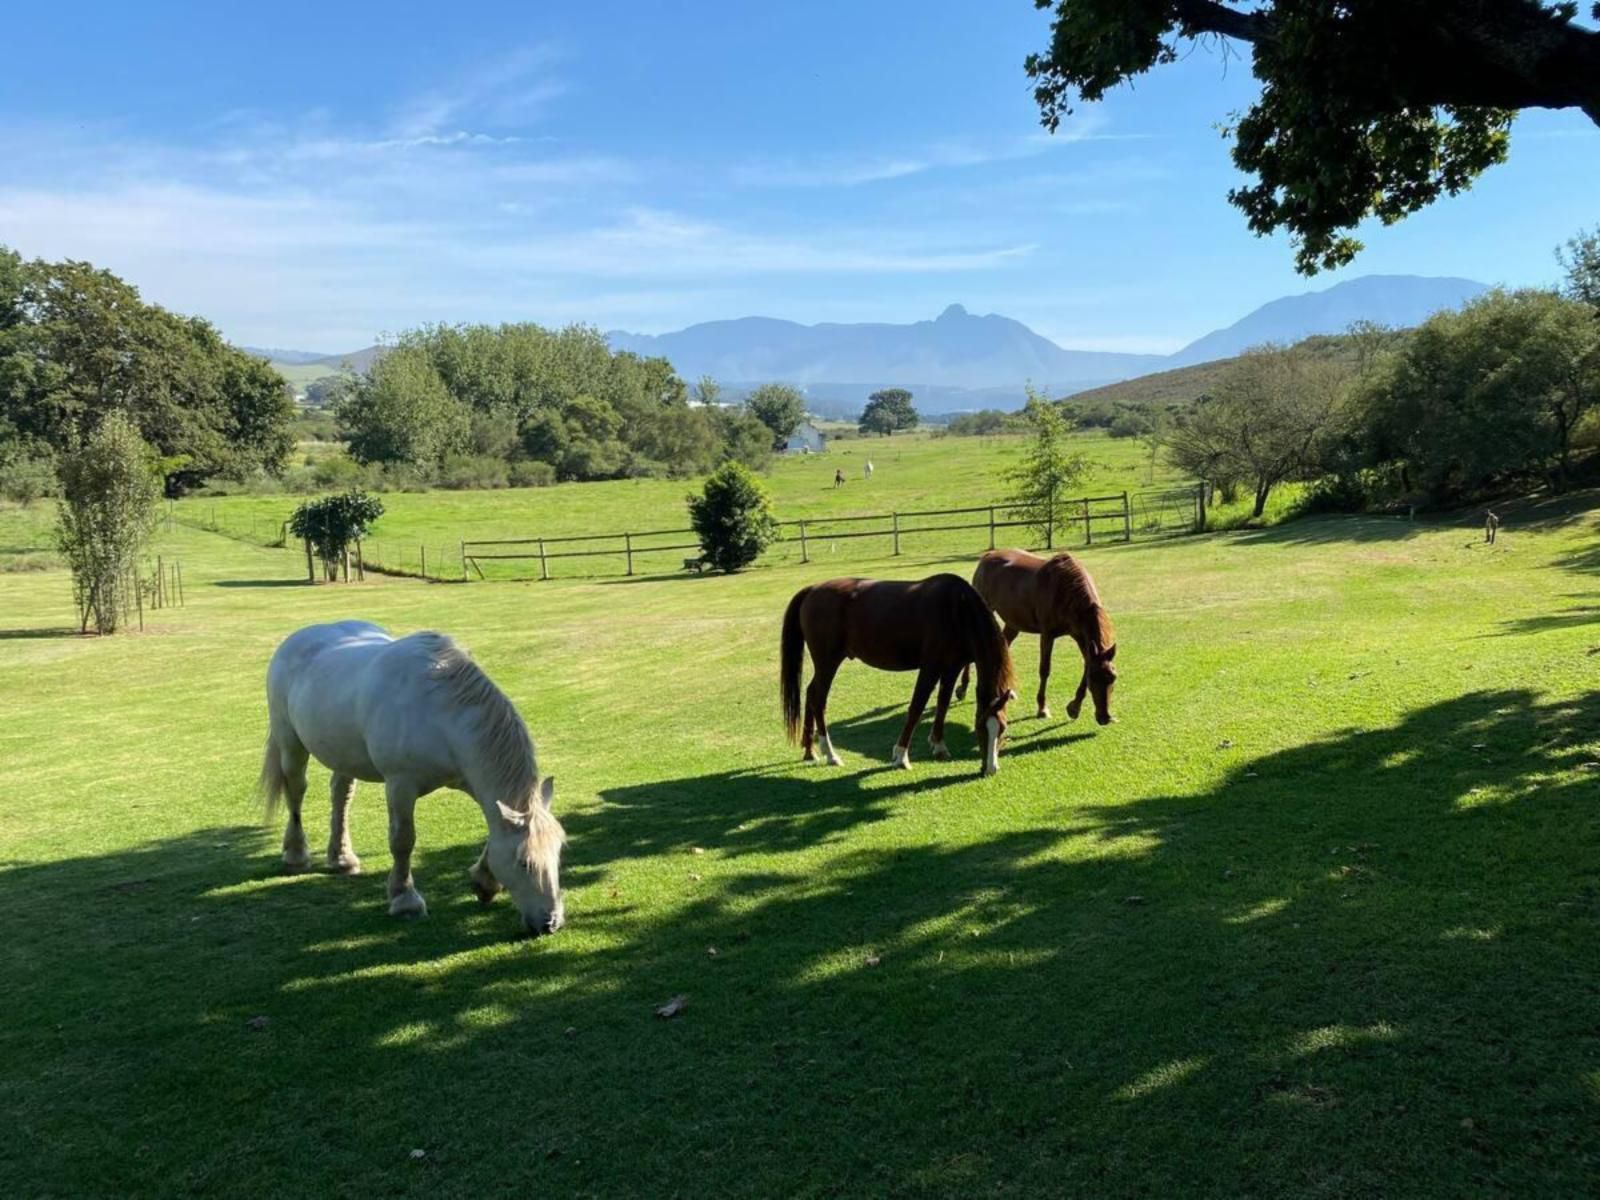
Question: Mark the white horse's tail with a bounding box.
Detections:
[258,738,287,818]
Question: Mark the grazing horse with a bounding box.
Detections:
[958,548,1117,725]
[781,575,1016,775]
[259,620,565,935]
[864,460,874,480]
[834,468,846,488]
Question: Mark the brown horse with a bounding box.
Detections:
[957,548,1117,725]
[781,575,1017,775]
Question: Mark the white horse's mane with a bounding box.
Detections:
[421,635,565,863]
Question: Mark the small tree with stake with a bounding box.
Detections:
[1006,389,1086,547]
[55,412,162,634]
[688,461,780,573]
[289,490,384,582]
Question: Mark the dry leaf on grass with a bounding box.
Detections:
[656,994,688,1019]
[865,954,882,967]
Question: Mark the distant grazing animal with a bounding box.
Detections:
[958,548,1117,725]
[864,460,874,480]
[1485,510,1500,544]
[834,468,846,488]
[781,575,1016,775]
[259,620,565,935]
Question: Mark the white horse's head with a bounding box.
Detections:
[488,777,565,936]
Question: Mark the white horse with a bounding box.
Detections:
[258,620,565,935]
[864,459,874,480]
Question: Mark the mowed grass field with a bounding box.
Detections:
[173,431,1256,580]
[3,472,1599,1196]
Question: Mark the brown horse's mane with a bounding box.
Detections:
[946,577,1016,702]
[1048,554,1115,654]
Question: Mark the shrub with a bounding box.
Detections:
[0,450,57,506]
[439,453,510,490]
[688,460,780,573]
[509,460,557,488]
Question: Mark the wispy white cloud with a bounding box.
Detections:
[393,45,568,137]
[732,114,1152,188]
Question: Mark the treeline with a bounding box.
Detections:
[330,324,777,485]
[0,247,295,497]
[1162,233,1600,516]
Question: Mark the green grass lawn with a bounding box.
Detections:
[3,480,1597,1197]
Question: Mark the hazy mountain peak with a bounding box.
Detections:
[937,303,970,321]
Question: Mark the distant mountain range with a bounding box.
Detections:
[256,274,1490,413]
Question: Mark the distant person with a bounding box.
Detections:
[834,468,845,488]
[864,460,874,480]
[1485,510,1500,545]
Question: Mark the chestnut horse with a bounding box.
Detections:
[781,575,1017,775]
[957,548,1117,725]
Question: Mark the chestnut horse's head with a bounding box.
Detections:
[977,687,1016,777]
[1087,643,1117,725]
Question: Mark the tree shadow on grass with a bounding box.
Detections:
[1490,593,1600,637]
[212,579,312,588]
[0,626,82,639]
[5,689,1600,1197]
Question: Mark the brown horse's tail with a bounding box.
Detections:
[950,578,1015,705]
[780,586,811,742]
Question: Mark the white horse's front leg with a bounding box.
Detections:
[468,844,502,904]
[385,781,426,917]
[326,772,362,874]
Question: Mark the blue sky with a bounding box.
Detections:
[2,1,1596,353]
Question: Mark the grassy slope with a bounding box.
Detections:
[174,432,1213,579]
[2,483,1597,1196]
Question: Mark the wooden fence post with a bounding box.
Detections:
[460,540,467,581]
[304,538,315,583]
[1083,498,1093,546]
[538,538,548,582]
[155,555,164,609]
[624,532,634,577]
[799,521,809,564]
[1196,481,1207,531]
[134,566,144,632]
[176,561,184,606]
[1045,503,1054,550]
[356,541,365,581]
[988,505,996,551]
[1122,491,1131,542]
[420,545,427,579]
[892,512,901,556]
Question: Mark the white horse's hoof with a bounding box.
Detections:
[281,848,312,873]
[825,753,844,767]
[328,854,363,875]
[891,745,912,770]
[1037,707,1051,720]
[929,740,951,762]
[388,889,428,918]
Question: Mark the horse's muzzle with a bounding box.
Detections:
[523,912,564,937]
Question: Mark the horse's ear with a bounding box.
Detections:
[495,800,528,829]
[1102,644,1117,663]
[538,777,555,811]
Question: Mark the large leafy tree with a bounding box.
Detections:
[1165,345,1349,516]
[1560,227,1600,311]
[1026,2,1600,273]
[744,383,807,447]
[1356,289,1600,494]
[0,251,295,492]
[859,388,919,436]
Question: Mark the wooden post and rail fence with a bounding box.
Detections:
[460,486,1203,581]
[170,484,1206,585]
